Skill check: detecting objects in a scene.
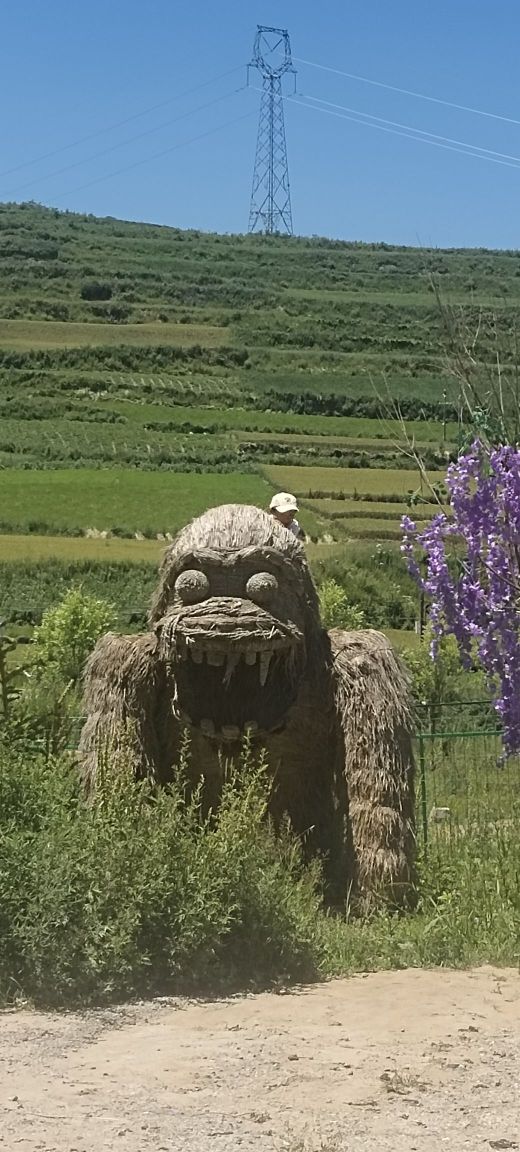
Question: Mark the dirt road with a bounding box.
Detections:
[1,967,519,1151]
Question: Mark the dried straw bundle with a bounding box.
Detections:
[330,628,416,907]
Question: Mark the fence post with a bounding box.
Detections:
[418,728,428,853]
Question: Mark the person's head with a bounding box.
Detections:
[269,492,298,528]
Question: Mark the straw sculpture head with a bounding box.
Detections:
[148,504,322,740]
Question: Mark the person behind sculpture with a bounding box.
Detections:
[269,492,305,540]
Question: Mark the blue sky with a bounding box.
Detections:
[2,1,520,247]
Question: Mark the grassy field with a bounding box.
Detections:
[1,205,518,1005]
[0,534,164,562]
[0,465,444,539]
[112,401,458,441]
[304,497,441,516]
[0,471,272,534]
[3,201,511,428]
[264,464,446,497]
[0,319,229,349]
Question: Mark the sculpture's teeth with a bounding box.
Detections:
[245,650,257,666]
[207,649,225,667]
[221,725,241,740]
[200,718,215,736]
[223,652,240,686]
[259,651,272,687]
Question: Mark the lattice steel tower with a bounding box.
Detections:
[248,26,296,236]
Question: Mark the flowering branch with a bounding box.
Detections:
[402,439,520,753]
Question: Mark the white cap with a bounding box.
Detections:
[270,492,298,514]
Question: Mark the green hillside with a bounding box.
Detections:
[0,200,514,558]
[3,200,519,427]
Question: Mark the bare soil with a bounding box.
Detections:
[1,967,519,1152]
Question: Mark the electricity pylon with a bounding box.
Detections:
[247,26,296,236]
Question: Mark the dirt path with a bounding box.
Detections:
[1,967,519,1151]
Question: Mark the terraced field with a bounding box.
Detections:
[0,471,272,536]
[1,199,508,626]
[264,465,446,497]
[0,319,228,349]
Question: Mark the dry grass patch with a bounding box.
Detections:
[0,319,229,350]
[264,465,446,499]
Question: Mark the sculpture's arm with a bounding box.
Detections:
[78,632,167,792]
[328,627,416,907]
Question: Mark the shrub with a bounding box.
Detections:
[0,741,326,1006]
[9,590,117,753]
[31,587,117,684]
[80,281,113,301]
[318,579,365,630]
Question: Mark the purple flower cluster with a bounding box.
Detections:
[402,440,520,753]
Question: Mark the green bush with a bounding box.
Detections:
[318,578,365,630]
[80,281,113,301]
[8,589,116,755]
[0,741,327,1006]
[400,625,488,726]
[31,587,117,683]
[314,547,417,630]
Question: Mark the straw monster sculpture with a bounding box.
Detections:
[80,504,415,906]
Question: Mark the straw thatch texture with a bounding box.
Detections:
[78,632,174,791]
[149,503,320,633]
[78,502,416,907]
[330,627,416,907]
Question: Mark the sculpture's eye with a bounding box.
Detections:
[246,572,278,605]
[175,569,210,604]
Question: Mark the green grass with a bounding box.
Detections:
[304,497,441,517]
[421,732,520,827]
[113,400,458,442]
[0,471,272,533]
[384,628,421,649]
[0,534,164,562]
[285,285,520,307]
[264,465,446,498]
[0,319,229,349]
[325,518,409,540]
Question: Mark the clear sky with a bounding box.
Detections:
[2,0,520,248]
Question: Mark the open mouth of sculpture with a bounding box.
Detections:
[161,606,304,740]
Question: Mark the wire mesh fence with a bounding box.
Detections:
[415,700,520,856]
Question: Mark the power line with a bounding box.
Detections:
[300,92,520,167]
[277,92,520,171]
[0,65,242,181]
[52,107,256,202]
[4,86,246,197]
[294,55,520,128]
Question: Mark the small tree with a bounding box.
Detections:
[32,587,117,684]
[318,578,365,631]
[14,589,117,756]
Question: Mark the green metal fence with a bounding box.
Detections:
[415,700,520,853]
